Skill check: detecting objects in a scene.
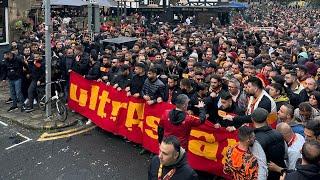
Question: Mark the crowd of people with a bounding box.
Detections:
[1,2,320,180]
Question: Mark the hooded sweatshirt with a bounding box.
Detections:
[148,148,198,180]
[158,108,206,149]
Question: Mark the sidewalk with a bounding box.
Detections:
[0,82,85,130]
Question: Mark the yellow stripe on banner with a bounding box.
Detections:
[37,125,96,142]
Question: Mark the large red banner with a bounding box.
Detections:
[68,72,238,178]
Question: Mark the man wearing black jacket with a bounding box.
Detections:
[215,92,245,129]
[128,62,147,97]
[84,53,101,80]
[251,108,286,180]
[111,64,132,91]
[71,46,89,76]
[1,51,25,112]
[22,53,45,112]
[141,67,166,105]
[148,136,198,180]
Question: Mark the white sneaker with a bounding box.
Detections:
[33,99,37,105]
[86,119,92,125]
[24,99,29,105]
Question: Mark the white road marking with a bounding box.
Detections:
[0,120,8,127]
[5,132,32,150]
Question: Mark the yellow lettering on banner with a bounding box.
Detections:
[69,83,79,102]
[221,139,237,165]
[89,85,100,110]
[69,83,88,107]
[125,102,145,131]
[145,116,160,139]
[111,101,128,117]
[188,130,218,161]
[97,90,111,118]
[79,89,88,107]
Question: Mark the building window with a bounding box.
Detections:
[0,7,7,43]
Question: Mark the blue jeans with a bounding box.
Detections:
[9,78,25,107]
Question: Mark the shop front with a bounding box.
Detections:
[0,0,9,58]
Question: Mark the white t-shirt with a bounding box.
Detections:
[287,133,305,170]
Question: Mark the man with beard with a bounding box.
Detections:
[175,49,187,70]
[285,71,305,108]
[298,77,318,103]
[53,41,64,59]
[165,75,181,104]
[215,92,246,130]
[164,56,183,78]
[107,58,121,82]
[246,77,277,114]
[71,45,89,76]
[205,75,227,123]
[98,54,111,83]
[128,63,147,98]
[141,67,166,105]
[148,136,198,180]
[84,52,101,80]
[21,47,34,100]
[190,83,208,116]
[1,51,25,112]
[296,65,310,87]
[247,46,256,58]
[111,64,132,91]
[179,78,198,115]
[224,126,260,180]
[22,53,45,112]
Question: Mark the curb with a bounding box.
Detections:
[0,110,85,130]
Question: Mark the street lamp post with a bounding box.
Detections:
[44,0,52,117]
[88,1,93,38]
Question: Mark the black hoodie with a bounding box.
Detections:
[285,163,320,180]
[148,148,198,180]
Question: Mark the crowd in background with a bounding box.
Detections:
[1,3,320,180]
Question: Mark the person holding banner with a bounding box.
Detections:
[141,67,167,105]
[148,136,198,180]
[158,94,206,149]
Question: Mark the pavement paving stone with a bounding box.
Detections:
[0,84,84,130]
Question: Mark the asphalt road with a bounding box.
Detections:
[0,119,150,180]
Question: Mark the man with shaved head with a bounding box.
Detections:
[277,123,305,169]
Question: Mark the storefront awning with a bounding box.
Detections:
[50,0,117,7]
[50,0,87,6]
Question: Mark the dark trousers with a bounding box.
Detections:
[27,80,38,108]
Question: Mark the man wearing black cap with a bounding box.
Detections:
[1,51,25,112]
[251,108,286,180]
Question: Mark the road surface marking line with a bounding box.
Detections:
[16,132,32,141]
[37,125,96,142]
[5,132,32,150]
[0,120,8,127]
[39,125,93,138]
